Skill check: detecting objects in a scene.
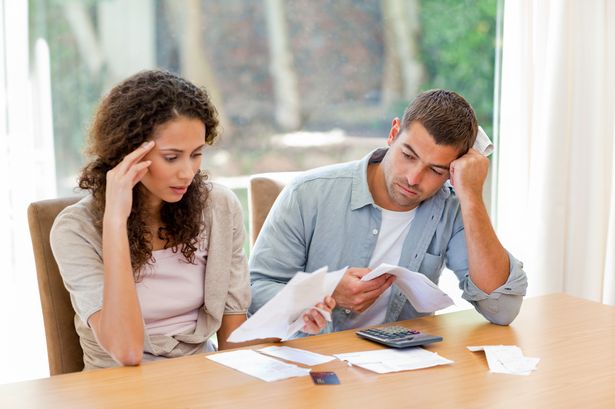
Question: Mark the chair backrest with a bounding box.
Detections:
[248,172,298,247]
[27,197,83,375]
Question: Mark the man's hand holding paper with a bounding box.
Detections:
[228,267,345,343]
[331,267,396,313]
[361,263,454,313]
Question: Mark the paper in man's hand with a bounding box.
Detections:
[361,263,454,313]
[228,266,345,342]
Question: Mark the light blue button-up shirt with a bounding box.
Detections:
[249,149,528,331]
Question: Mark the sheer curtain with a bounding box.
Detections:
[0,1,57,383]
[496,1,615,304]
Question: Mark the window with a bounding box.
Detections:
[29,0,499,195]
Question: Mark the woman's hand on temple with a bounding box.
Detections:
[104,141,155,221]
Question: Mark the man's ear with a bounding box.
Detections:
[387,118,401,145]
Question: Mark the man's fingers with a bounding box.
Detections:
[333,268,390,311]
[347,268,371,278]
[333,271,394,312]
[357,273,392,292]
[359,278,394,303]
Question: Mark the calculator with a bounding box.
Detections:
[355,325,443,348]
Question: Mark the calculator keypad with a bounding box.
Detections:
[356,325,443,348]
[361,326,419,341]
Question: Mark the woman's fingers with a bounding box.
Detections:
[107,140,155,187]
[127,160,152,185]
[104,143,154,221]
[115,141,155,174]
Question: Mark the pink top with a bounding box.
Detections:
[136,247,207,336]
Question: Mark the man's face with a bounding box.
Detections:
[380,119,461,211]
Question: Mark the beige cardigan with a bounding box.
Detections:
[50,183,250,369]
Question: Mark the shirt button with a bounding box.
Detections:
[372,229,378,235]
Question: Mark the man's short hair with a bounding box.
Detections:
[401,89,478,154]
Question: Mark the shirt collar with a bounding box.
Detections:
[350,147,452,211]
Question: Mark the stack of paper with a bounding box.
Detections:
[468,345,540,375]
[334,348,453,374]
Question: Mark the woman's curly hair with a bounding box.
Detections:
[79,69,219,280]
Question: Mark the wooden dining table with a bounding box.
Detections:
[1,293,614,408]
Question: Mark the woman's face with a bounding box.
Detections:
[139,116,206,210]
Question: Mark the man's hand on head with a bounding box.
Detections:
[331,267,395,313]
[449,148,489,204]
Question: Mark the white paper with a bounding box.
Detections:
[228,266,345,342]
[473,126,494,156]
[468,345,540,376]
[258,346,335,366]
[206,350,311,382]
[335,348,453,374]
[361,263,454,313]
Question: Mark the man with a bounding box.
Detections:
[249,89,527,333]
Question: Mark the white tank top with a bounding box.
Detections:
[342,206,416,330]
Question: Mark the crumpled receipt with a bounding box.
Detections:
[468,345,539,375]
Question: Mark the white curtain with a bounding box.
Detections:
[0,1,56,383]
[497,0,615,304]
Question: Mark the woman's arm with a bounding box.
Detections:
[88,141,155,365]
[216,314,273,350]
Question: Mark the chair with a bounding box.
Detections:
[27,197,83,375]
[247,172,298,246]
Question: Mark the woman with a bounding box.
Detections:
[51,70,334,369]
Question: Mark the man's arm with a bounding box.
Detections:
[448,149,527,325]
[249,184,310,314]
[249,182,394,318]
[450,149,509,293]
